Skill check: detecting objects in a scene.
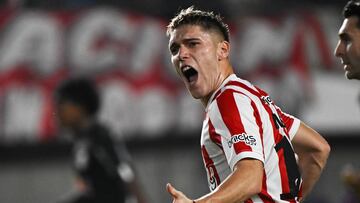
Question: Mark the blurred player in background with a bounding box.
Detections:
[341,164,360,203]
[335,1,360,202]
[335,0,360,80]
[166,6,330,203]
[54,77,147,203]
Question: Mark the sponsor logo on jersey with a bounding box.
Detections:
[228,133,256,147]
[261,95,273,105]
[208,166,217,191]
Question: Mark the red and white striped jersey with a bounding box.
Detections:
[201,74,301,203]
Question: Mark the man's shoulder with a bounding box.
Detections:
[214,81,255,103]
[87,123,114,145]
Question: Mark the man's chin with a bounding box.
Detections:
[346,72,360,80]
[188,89,203,99]
[189,92,202,99]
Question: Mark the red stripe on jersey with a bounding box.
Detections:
[226,81,261,97]
[254,86,291,142]
[276,147,292,201]
[211,87,223,103]
[224,80,299,202]
[201,145,221,189]
[249,100,276,203]
[244,199,254,203]
[276,107,294,138]
[208,119,223,149]
[225,81,284,143]
[216,90,252,153]
[250,101,264,159]
[255,86,298,203]
[298,183,303,200]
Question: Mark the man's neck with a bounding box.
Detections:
[200,64,234,107]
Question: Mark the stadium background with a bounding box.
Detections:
[0,0,358,202]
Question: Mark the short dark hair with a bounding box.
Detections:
[55,77,100,117]
[343,1,360,26]
[166,6,230,42]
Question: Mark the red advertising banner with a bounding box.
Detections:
[0,7,357,143]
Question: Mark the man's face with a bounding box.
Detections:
[335,16,360,80]
[168,25,223,100]
[55,101,83,130]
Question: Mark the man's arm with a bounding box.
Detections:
[291,122,331,200]
[167,158,263,203]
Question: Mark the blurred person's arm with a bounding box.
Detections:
[291,122,331,201]
[129,177,148,203]
[115,141,148,203]
[118,161,148,203]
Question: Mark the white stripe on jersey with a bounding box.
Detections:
[222,83,286,201]
[201,116,231,190]
[209,92,264,170]
[200,74,301,202]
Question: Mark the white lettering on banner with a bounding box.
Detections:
[69,8,137,72]
[0,12,61,75]
[99,80,137,138]
[2,86,43,140]
[232,17,296,73]
[0,8,346,142]
[303,10,339,67]
[0,9,337,76]
[177,92,203,134]
[99,81,203,138]
[0,77,203,141]
[130,20,165,75]
[136,87,176,137]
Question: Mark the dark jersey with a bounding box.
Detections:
[72,122,127,203]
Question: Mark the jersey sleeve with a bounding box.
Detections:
[209,90,264,171]
[275,105,300,140]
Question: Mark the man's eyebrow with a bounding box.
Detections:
[183,37,201,42]
[169,37,201,48]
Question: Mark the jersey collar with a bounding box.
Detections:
[205,74,237,112]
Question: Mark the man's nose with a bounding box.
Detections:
[178,46,189,60]
[334,41,344,58]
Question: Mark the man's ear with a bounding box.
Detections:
[217,41,230,61]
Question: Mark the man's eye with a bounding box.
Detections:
[340,34,351,43]
[189,42,198,47]
[170,46,179,55]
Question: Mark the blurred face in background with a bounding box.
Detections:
[335,16,360,80]
[56,100,84,131]
[168,24,227,102]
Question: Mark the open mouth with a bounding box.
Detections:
[182,65,198,83]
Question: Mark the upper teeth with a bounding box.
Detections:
[182,66,191,72]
